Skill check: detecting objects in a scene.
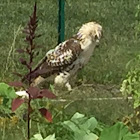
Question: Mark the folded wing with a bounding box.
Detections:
[28,38,83,80]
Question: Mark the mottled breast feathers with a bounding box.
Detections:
[46,38,82,67]
[35,38,83,78]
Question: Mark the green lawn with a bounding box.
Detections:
[0,0,139,84]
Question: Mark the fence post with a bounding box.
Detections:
[58,0,65,44]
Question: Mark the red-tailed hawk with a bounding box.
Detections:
[27,22,102,90]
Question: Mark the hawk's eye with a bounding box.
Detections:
[95,35,98,40]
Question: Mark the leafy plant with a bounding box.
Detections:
[0,83,17,99]
[62,112,99,140]
[120,54,140,109]
[0,83,17,115]
[120,55,140,131]
[61,113,139,140]
[120,69,140,109]
[120,5,140,132]
[36,112,139,140]
[30,133,56,140]
[0,3,56,140]
[100,122,139,140]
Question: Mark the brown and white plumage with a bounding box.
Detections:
[30,22,102,90]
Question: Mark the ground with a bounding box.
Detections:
[53,83,132,124]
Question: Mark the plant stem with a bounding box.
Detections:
[27,98,31,140]
[25,3,37,139]
[27,52,33,140]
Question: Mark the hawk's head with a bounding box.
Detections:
[77,22,102,44]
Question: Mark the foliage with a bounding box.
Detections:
[0,83,17,99]
[62,112,139,140]
[0,83,17,115]
[120,4,140,132]
[30,133,56,140]
[7,2,56,121]
[121,4,140,109]
[120,69,140,109]
[62,112,99,140]
[30,113,139,140]
[120,55,140,109]
[0,3,56,140]
[120,55,140,132]
[100,122,139,140]
[121,0,140,100]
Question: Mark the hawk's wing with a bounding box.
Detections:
[32,38,83,79]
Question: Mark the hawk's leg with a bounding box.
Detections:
[65,82,72,91]
[54,72,72,91]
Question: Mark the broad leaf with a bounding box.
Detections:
[44,134,56,140]
[12,98,24,112]
[63,112,98,140]
[83,133,98,140]
[27,87,40,99]
[27,87,56,99]
[30,133,56,140]
[71,112,85,119]
[99,122,139,140]
[75,132,98,140]
[9,81,24,87]
[39,89,56,99]
[64,112,98,132]
[80,117,98,132]
[39,108,52,122]
[0,83,17,98]
[3,98,12,108]
[30,134,43,140]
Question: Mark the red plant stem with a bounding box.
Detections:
[27,71,31,140]
[27,56,33,140]
[26,3,37,139]
[27,97,31,140]
[27,50,33,140]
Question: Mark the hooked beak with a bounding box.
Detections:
[95,29,103,46]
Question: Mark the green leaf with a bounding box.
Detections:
[81,117,98,132]
[63,112,98,140]
[0,83,17,99]
[74,131,98,140]
[63,112,98,132]
[32,134,43,140]
[99,122,139,140]
[44,134,56,140]
[30,133,56,140]
[82,133,98,140]
[71,112,85,119]
[3,98,12,108]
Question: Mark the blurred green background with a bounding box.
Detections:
[0,0,139,85]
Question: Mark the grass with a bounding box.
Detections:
[0,0,140,139]
[0,0,139,84]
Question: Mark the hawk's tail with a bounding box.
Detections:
[22,56,48,82]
